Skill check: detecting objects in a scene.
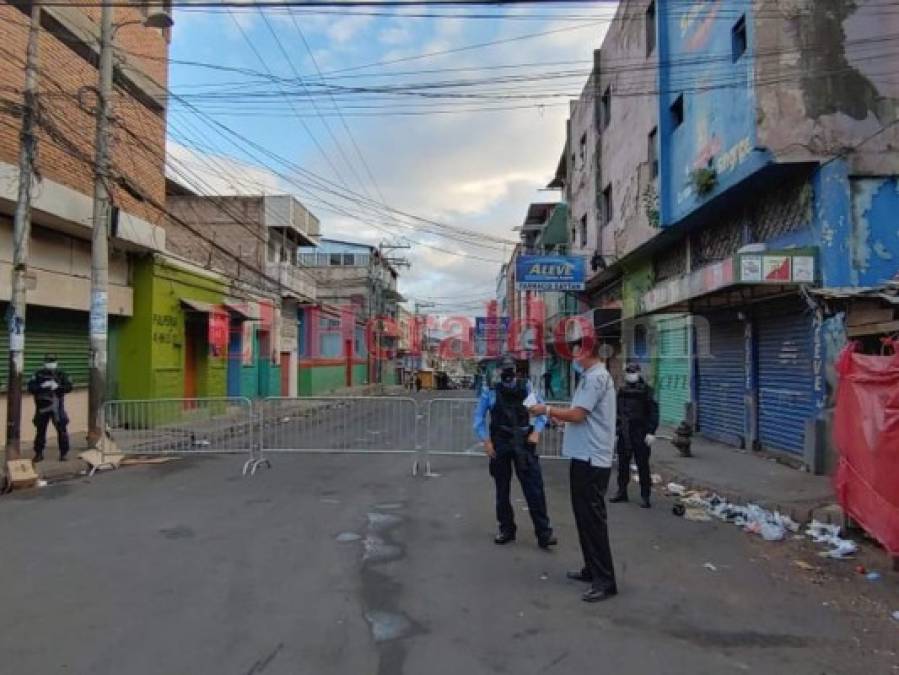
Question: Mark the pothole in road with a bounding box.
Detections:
[364,610,414,643]
[367,512,403,532]
[363,535,403,564]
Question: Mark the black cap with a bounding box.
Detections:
[44,353,58,362]
[499,354,516,373]
[625,362,642,374]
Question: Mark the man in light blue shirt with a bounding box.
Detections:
[530,337,618,602]
[473,355,556,548]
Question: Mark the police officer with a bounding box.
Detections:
[611,363,659,508]
[27,353,73,463]
[473,355,557,548]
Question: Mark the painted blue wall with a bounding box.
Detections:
[849,176,899,286]
[658,0,769,226]
[807,162,899,287]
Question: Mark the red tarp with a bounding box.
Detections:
[833,341,899,555]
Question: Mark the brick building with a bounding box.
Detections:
[0,1,171,441]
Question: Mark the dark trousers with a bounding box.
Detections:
[570,459,617,592]
[34,412,70,457]
[490,439,552,539]
[616,436,652,498]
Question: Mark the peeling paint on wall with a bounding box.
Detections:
[851,177,899,285]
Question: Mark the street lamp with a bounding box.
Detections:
[87,2,173,446]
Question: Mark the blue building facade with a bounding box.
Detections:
[623,0,899,465]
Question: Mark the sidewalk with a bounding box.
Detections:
[651,433,837,523]
[1,437,90,484]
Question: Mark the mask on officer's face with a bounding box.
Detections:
[625,373,640,384]
[45,362,58,371]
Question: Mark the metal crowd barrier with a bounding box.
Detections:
[98,395,573,479]
[421,397,568,475]
[254,396,421,475]
[101,398,256,474]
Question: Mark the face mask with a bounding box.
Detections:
[625,373,640,384]
[45,362,58,371]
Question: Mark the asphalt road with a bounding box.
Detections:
[1,452,896,675]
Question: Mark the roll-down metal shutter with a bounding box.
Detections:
[656,318,691,426]
[757,310,814,455]
[696,317,745,446]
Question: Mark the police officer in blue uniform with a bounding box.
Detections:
[473,355,557,548]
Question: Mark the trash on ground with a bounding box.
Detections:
[36,479,48,488]
[703,562,718,572]
[539,573,549,581]
[192,439,211,447]
[672,503,686,517]
[666,482,687,496]
[651,473,662,485]
[866,571,881,582]
[684,506,712,522]
[892,610,899,622]
[856,565,868,575]
[807,521,858,559]
[793,560,819,572]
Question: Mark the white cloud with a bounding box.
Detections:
[379,26,412,46]
[168,3,621,312]
[166,141,291,196]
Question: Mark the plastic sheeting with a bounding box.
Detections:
[833,341,899,555]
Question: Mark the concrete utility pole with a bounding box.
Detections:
[4,1,41,461]
[86,3,171,445]
[87,0,114,447]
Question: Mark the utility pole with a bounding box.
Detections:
[4,1,41,461]
[87,0,113,447]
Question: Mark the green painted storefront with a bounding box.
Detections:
[297,362,369,395]
[115,256,228,401]
[656,316,691,426]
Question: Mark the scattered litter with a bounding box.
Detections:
[866,572,882,582]
[793,560,819,572]
[539,573,549,581]
[651,473,663,485]
[281,417,291,423]
[36,479,48,488]
[666,482,687,496]
[807,521,858,559]
[672,503,687,517]
[856,565,868,575]
[336,532,361,543]
[892,610,899,622]
[684,506,712,522]
[703,562,718,572]
[192,439,211,447]
[320,497,341,505]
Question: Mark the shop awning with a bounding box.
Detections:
[180,298,217,314]
[638,248,819,316]
[223,301,260,320]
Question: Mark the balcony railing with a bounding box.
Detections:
[265,261,316,301]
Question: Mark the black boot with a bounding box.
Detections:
[640,495,651,509]
[537,533,558,549]
[494,531,516,545]
[609,491,628,503]
[32,452,44,464]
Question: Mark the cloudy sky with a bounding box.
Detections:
[166,3,617,316]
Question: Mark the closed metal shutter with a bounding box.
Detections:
[757,310,814,455]
[656,318,690,426]
[696,317,745,446]
[0,304,89,389]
